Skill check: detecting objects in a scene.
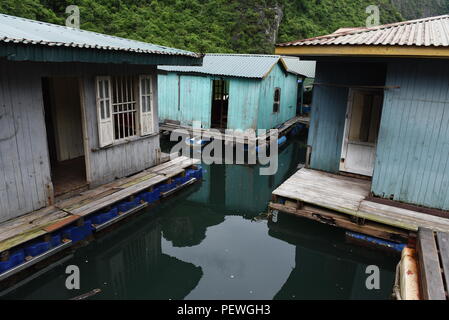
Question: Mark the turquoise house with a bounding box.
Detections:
[276,15,449,211]
[158,54,306,131]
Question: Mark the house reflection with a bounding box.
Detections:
[268,213,397,300]
[3,208,203,300]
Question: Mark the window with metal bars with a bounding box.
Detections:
[111,76,137,140]
[95,74,154,147]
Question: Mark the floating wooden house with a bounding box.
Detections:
[158,54,309,131]
[271,15,449,241]
[0,13,202,223]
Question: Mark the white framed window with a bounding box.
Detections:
[95,74,155,147]
[139,75,154,136]
[96,76,113,147]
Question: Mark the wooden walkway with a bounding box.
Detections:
[160,116,309,146]
[0,156,199,254]
[270,169,449,242]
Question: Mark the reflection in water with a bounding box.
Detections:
[3,135,397,300]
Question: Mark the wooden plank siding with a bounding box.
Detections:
[158,62,298,131]
[0,60,161,222]
[372,60,449,210]
[158,73,212,128]
[0,61,52,222]
[257,63,297,130]
[308,62,387,173]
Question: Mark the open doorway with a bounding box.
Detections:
[211,79,229,129]
[42,77,87,197]
[340,89,383,177]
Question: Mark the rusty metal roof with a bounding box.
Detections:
[0,13,200,58]
[278,15,449,47]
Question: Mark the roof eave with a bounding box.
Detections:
[0,42,203,66]
[275,45,449,59]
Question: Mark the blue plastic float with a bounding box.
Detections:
[62,220,93,243]
[139,190,160,203]
[118,196,141,213]
[91,207,119,225]
[346,232,406,252]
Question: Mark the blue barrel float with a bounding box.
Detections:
[91,207,119,225]
[0,233,65,274]
[61,220,94,243]
[139,189,160,204]
[117,196,142,213]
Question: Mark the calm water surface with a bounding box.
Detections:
[3,135,397,300]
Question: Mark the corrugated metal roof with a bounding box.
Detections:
[282,57,316,78]
[0,13,199,57]
[158,54,304,78]
[278,14,449,47]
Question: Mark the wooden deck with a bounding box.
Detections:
[160,116,309,146]
[270,169,449,242]
[0,156,199,254]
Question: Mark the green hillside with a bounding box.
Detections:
[0,0,444,54]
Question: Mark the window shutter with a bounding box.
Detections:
[96,76,113,147]
[139,75,154,136]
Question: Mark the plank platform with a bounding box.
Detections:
[271,168,449,235]
[417,228,448,300]
[160,116,309,146]
[0,156,200,254]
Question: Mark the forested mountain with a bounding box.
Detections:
[0,0,447,54]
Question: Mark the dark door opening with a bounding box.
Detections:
[42,77,87,198]
[211,79,229,129]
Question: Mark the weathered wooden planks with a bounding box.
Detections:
[417,228,446,300]
[269,202,409,243]
[272,168,449,233]
[0,156,200,253]
[436,232,449,296]
[273,168,371,215]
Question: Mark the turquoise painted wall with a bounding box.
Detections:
[257,63,297,130]
[158,62,298,131]
[158,73,212,128]
[227,78,260,130]
[372,60,449,210]
[308,62,387,173]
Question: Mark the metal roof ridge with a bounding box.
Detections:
[277,14,449,46]
[0,13,199,57]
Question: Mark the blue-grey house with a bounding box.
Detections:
[158,54,308,131]
[0,13,201,222]
[275,14,449,213]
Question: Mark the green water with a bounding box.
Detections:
[2,136,397,300]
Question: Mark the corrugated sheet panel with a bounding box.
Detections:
[372,60,449,210]
[159,54,299,79]
[282,57,316,78]
[0,13,199,57]
[279,14,449,47]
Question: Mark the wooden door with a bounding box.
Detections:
[340,89,383,177]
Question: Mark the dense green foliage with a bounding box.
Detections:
[0,0,446,54]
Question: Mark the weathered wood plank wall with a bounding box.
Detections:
[372,60,449,210]
[308,62,387,173]
[0,61,52,222]
[0,60,160,221]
